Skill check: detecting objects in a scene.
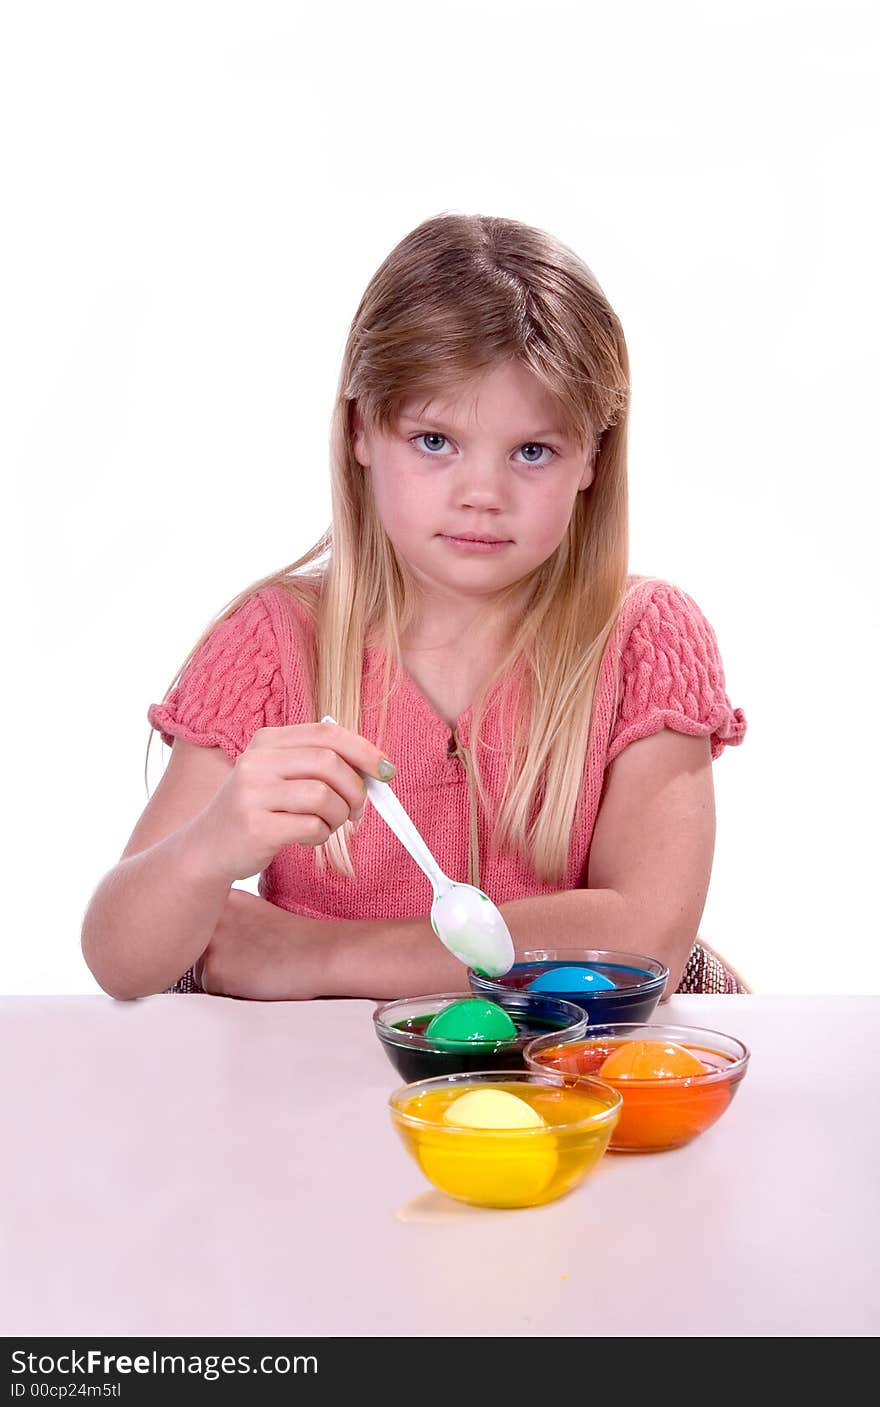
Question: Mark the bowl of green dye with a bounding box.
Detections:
[373,991,588,1081]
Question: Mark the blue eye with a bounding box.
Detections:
[516,443,556,467]
[410,433,556,468]
[414,433,450,455]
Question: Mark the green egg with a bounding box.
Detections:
[425,999,518,1050]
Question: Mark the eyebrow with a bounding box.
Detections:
[398,415,566,439]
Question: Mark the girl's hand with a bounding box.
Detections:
[189,719,395,884]
[194,888,329,1000]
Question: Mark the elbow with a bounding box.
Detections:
[98,977,146,1002]
[88,965,154,1002]
[80,924,151,1002]
[621,905,697,1000]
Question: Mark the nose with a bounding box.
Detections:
[452,457,510,511]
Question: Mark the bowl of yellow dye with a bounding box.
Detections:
[389,1070,622,1209]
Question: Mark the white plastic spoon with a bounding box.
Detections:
[320,715,515,977]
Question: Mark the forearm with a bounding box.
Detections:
[81,821,232,1000]
[325,886,648,1000]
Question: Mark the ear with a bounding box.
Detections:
[578,431,600,490]
[351,402,369,468]
[578,460,596,492]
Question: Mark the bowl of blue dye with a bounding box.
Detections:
[468,949,668,1025]
[373,990,588,1082]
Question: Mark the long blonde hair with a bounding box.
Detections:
[147,211,634,884]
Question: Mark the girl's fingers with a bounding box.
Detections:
[247,722,396,783]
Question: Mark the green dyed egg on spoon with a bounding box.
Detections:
[425,999,518,1050]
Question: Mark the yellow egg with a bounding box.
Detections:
[442,1088,546,1129]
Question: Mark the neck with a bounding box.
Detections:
[402,583,532,654]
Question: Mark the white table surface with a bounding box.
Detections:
[1,993,877,1338]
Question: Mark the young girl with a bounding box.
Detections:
[81,212,748,1003]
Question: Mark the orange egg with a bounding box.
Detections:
[599,1039,707,1081]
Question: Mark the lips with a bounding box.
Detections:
[443,533,510,543]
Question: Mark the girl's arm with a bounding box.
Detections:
[81,739,236,998]
[578,728,716,995]
[84,717,386,999]
[201,728,714,1000]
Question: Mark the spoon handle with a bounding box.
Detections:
[320,716,448,894]
[362,775,448,893]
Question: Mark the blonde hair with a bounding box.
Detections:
[147,211,636,884]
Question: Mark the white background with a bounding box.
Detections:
[4,0,878,994]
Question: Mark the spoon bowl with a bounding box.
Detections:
[428,883,515,976]
[321,716,515,977]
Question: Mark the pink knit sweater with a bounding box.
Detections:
[147,574,747,921]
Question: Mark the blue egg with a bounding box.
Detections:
[527,965,616,994]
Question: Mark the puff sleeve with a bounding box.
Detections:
[607,580,747,765]
[147,591,285,764]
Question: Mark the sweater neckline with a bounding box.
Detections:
[366,644,475,744]
[364,573,656,750]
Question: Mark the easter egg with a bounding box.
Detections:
[527,965,616,994]
[599,1039,707,1081]
[425,999,517,1049]
[442,1088,545,1129]
[418,1087,557,1205]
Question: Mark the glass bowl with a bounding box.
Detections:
[389,1069,622,1208]
[374,990,587,1081]
[469,948,668,1024]
[524,1022,749,1152]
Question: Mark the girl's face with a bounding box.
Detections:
[352,361,595,611]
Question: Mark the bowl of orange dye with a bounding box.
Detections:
[523,1023,750,1153]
